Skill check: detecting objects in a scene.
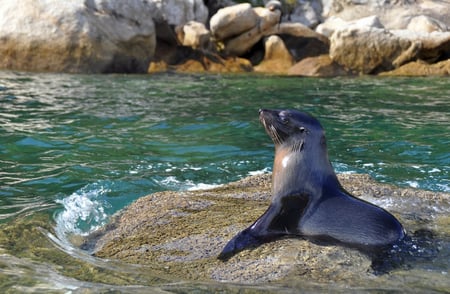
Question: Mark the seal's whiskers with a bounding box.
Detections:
[291,140,304,152]
[269,125,283,145]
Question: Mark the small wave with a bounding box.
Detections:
[187,183,222,191]
[405,180,420,189]
[54,184,111,237]
[159,176,221,191]
[248,167,271,176]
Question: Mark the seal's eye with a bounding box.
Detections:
[299,127,305,133]
[279,115,289,124]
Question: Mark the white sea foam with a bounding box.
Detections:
[187,183,222,191]
[54,185,111,236]
[159,176,221,191]
[405,180,420,189]
[248,167,271,176]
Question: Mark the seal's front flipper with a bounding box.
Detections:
[218,227,264,261]
[218,204,282,261]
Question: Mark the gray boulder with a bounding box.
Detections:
[209,3,260,41]
[0,0,209,73]
[330,26,450,74]
[0,0,157,73]
[209,2,282,56]
[321,0,450,30]
[151,0,208,26]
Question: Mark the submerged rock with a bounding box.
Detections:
[85,174,449,285]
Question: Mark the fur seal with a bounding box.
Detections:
[218,109,405,261]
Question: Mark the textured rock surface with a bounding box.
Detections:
[379,59,450,76]
[288,54,351,77]
[3,0,450,75]
[330,26,450,74]
[209,3,259,41]
[254,35,294,74]
[85,173,450,285]
[176,21,211,50]
[322,0,450,30]
[0,0,208,73]
[148,52,253,74]
[210,2,282,56]
[0,0,157,73]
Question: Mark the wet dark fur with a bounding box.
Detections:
[218,109,405,261]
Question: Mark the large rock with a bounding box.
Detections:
[0,0,209,73]
[288,54,351,77]
[406,15,448,33]
[316,15,384,37]
[210,2,282,56]
[285,0,323,28]
[148,49,253,74]
[322,0,450,31]
[84,173,449,286]
[0,0,158,73]
[379,59,450,76]
[151,0,208,26]
[330,26,450,74]
[209,3,259,41]
[176,21,211,50]
[265,22,330,62]
[254,35,294,74]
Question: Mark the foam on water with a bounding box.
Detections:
[248,167,271,176]
[54,183,111,236]
[54,175,224,236]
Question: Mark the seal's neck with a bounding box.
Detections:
[272,142,336,198]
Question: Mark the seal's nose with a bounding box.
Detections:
[259,109,266,114]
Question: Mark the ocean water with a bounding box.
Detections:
[0,71,449,292]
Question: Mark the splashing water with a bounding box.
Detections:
[54,183,111,236]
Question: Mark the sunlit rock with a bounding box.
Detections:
[210,2,282,56]
[254,35,294,74]
[209,3,259,41]
[330,26,450,74]
[288,54,351,77]
[176,21,211,50]
[0,0,209,73]
[0,0,157,73]
[85,173,450,284]
[379,59,450,76]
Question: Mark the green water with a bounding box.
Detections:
[0,71,449,292]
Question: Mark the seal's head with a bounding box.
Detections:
[259,108,325,151]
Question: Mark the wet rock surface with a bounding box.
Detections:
[85,173,450,285]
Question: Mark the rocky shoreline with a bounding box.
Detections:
[82,173,449,284]
[1,0,449,76]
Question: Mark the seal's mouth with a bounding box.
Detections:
[259,109,288,145]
